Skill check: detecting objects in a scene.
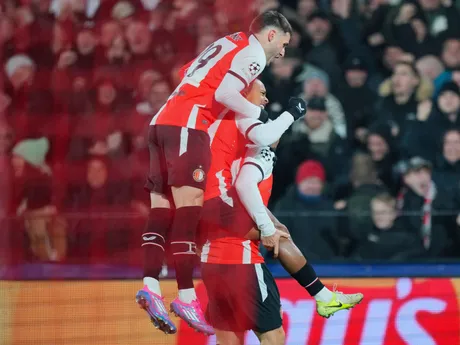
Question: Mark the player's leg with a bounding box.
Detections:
[215,330,245,345]
[201,263,249,340]
[246,229,364,318]
[136,125,177,334]
[254,327,285,345]
[250,264,284,345]
[164,126,214,335]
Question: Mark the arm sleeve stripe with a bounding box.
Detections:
[242,162,264,180]
[245,122,262,139]
[228,70,249,89]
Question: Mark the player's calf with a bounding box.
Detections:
[137,206,177,334]
[168,203,214,335]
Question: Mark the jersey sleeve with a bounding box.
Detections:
[235,111,294,146]
[241,146,275,181]
[235,162,276,237]
[228,41,266,88]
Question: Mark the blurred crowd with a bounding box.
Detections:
[1,0,460,265]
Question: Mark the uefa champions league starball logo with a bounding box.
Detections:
[249,62,261,76]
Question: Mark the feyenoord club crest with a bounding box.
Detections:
[193,168,205,182]
[249,62,261,76]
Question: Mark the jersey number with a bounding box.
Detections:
[187,43,223,77]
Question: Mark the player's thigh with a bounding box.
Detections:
[145,125,170,199]
[251,264,283,336]
[254,326,285,345]
[202,264,250,333]
[161,126,211,193]
[215,329,245,345]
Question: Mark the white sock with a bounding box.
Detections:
[143,277,161,296]
[314,287,334,303]
[178,288,197,304]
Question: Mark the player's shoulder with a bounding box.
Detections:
[225,32,249,45]
[244,146,275,179]
[244,146,276,165]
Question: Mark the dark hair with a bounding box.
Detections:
[249,11,293,36]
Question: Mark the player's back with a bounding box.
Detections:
[204,112,248,202]
[151,32,266,131]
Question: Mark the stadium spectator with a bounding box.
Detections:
[273,97,349,206]
[336,152,387,248]
[300,69,347,139]
[440,37,460,71]
[397,156,454,258]
[304,10,345,92]
[352,193,423,260]
[274,160,339,260]
[410,81,460,161]
[9,137,67,262]
[261,47,303,115]
[390,2,441,58]
[337,55,378,148]
[366,122,400,194]
[433,129,460,199]
[376,61,432,143]
[415,55,445,82]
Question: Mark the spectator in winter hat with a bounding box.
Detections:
[396,156,454,257]
[412,81,460,161]
[301,69,347,139]
[10,136,66,262]
[12,137,51,176]
[274,160,339,260]
[4,54,35,90]
[288,97,350,184]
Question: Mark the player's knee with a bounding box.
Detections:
[261,327,285,345]
[150,192,171,208]
[171,185,204,207]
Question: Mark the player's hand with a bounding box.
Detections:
[287,97,307,120]
[261,230,290,258]
[258,108,269,123]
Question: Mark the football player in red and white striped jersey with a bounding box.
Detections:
[200,80,364,344]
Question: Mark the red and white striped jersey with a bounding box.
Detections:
[201,145,276,265]
[150,33,266,132]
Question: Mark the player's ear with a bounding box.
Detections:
[267,29,276,42]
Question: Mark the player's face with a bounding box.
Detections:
[267,30,291,64]
[247,81,269,108]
